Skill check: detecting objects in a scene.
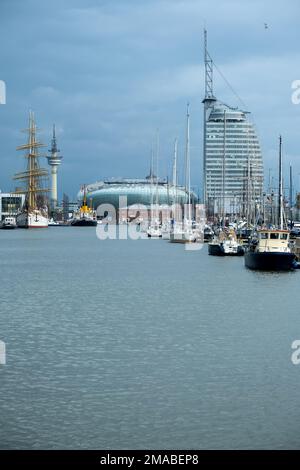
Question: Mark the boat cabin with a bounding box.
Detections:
[256,230,290,253]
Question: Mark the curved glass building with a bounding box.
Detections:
[204,100,264,215]
[78,178,198,209]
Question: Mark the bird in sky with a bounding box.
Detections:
[264,23,268,29]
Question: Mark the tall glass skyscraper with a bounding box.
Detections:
[203,100,264,216]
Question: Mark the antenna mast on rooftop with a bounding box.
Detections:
[202,29,217,207]
[204,29,214,99]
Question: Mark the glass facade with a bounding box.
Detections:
[204,101,264,214]
[0,194,25,220]
[79,179,198,209]
[1,196,23,213]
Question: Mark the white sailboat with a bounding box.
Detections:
[147,132,162,238]
[14,112,49,228]
[162,138,178,240]
[170,104,199,244]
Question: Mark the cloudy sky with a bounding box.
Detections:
[0,0,300,200]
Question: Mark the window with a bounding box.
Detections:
[1,196,23,213]
[270,233,279,239]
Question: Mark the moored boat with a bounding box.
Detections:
[147,218,162,238]
[71,186,97,227]
[245,137,297,271]
[0,216,17,230]
[170,105,199,245]
[208,229,244,256]
[48,218,60,226]
[245,229,296,271]
[17,210,48,229]
[13,112,49,229]
[169,222,199,244]
[204,224,214,242]
[71,217,97,227]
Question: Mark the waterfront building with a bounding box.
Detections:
[78,177,198,222]
[0,192,25,221]
[204,102,264,216]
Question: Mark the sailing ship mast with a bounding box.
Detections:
[14,112,49,210]
[246,145,251,227]
[222,109,226,224]
[278,135,284,230]
[185,103,192,224]
[146,131,162,238]
[149,144,154,220]
[172,138,178,188]
[289,163,293,224]
[172,138,179,225]
[155,129,160,222]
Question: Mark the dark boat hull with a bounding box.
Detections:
[208,243,224,256]
[71,219,97,227]
[0,225,16,230]
[245,251,296,271]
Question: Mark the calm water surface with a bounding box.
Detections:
[0,227,300,449]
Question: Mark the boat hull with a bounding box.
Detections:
[71,218,97,227]
[147,226,162,238]
[245,251,296,271]
[16,212,48,229]
[162,232,170,240]
[170,230,199,244]
[0,224,16,230]
[208,243,224,256]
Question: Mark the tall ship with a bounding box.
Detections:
[14,112,49,228]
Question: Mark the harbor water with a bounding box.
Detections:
[1,227,300,449]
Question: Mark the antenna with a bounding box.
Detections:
[202,29,216,207]
[149,144,154,180]
[204,29,214,99]
[172,138,178,187]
